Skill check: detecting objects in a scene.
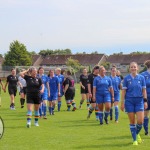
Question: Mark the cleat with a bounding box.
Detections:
[43,116,47,119]
[137,134,143,144]
[145,132,149,136]
[87,113,91,119]
[11,107,16,110]
[79,105,82,109]
[96,116,99,121]
[72,107,76,111]
[52,111,55,115]
[21,105,24,108]
[100,122,103,125]
[133,141,138,146]
[104,118,109,124]
[34,122,39,127]
[115,120,118,123]
[110,117,113,120]
[27,122,31,128]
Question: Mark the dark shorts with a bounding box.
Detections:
[26,94,41,104]
[8,87,17,97]
[65,88,75,100]
[20,87,27,94]
[81,87,88,94]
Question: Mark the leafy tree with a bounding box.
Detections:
[91,51,99,54]
[0,54,3,58]
[29,51,37,55]
[130,51,150,54]
[3,40,32,67]
[66,57,82,73]
[100,62,110,70]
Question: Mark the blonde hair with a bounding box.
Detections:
[144,60,150,69]
[55,68,61,71]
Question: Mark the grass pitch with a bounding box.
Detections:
[0,84,149,150]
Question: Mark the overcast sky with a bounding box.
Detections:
[1,0,150,55]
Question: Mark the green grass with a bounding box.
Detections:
[0,84,149,150]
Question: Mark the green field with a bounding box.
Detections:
[0,84,149,150]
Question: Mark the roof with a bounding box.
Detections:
[107,54,150,65]
[40,54,105,66]
[32,55,41,65]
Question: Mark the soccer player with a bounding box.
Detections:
[55,68,64,111]
[63,70,76,111]
[4,68,22,110]
[87,65,100,120]
[109,66,122,122]
[121,62,147,146]
[18,70,27,108]
[21,67,44,127]
[93,66,114,125]
[0,78,4,107]
[79,68,90,109]
[37,67,49,119]
[141,60,150,135]
[47,69,60,115]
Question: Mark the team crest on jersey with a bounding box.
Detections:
[36,79,38,81]
[138,81,140,84]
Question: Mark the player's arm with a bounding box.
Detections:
[40,84,44,94]
[58,83,60,96]
[93,86,96,102]
[4,77,9,92]
[47,82,50,97]
[110,87,114,102]
[142,77,148,109]
[20,69,29,76]
[120,89,126,111]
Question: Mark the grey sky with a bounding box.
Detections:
[1,0,150,55]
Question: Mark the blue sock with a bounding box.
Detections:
[39,105,43,116]
[136,124,142,135]
[110,108,113,118]
[49,107,52,114]
[144,117,149,133]
[115,106,119,121]
[34,110,39,122]
[43,104,46,116]
[95,106,99,119]
[58,101,61,111]
[130,124,136,141]
[99,111,103,124]
[104,111,110,120]
[42,103,44,114]
[27,110,32,123]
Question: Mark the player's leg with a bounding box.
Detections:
[114,101,119,123]
[86,93,90,109]
[26,103,33,128]
[79,93,85,109]
[71,92,76,111]
[104,102,111,124]
[34,103,40,126]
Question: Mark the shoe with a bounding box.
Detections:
[137,134,143,144]
[43,116,47,119]
[115,120,118,123]
[96,116,99,121]
[72,107,76,111]
[52,111,55,115]
[21,105,24,108]
[100,122,103,125]
[104,118,109,124]
[133,141,138,146]
[87,113,91,119]
[11,107,16,110]
[27,122,31,128]
[34,122,39,127]
[110,117,113,120]
[145,132,149,136]
[79,105,81,109]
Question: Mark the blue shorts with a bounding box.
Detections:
[41,92,48,101]
[96,93,111,104]
[111,92,120,103]
[145,96,150,111]
[48,93,58,101]
[125,97,144,113]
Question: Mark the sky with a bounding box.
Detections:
[1,0,150,55]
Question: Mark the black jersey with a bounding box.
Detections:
[79,74,88,87]
[87,73,98,92]
[24,75,43,95]
[7,75,18,88]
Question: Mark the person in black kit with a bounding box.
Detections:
[79,68,90,109]
[4,68,22,110]
[87,65,100,120]
[20,67,44,128]
[63,70,76,111]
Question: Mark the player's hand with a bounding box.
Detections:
[111,97,114,103]
[48,93,50,97]
[3,88,6,93]
[120,103,124,111]
[92,96,96,102]
[58,92,61,96]
[40,90,44,94]
[89,93,92,98]
[82,86,85,89]
[144,102,148,110]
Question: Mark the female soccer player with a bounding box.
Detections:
[4,68,22,110]
[37,67,49,119]
[47,69,60,115]
[18,70,27,108]
[141,60,150,135]
[55,68,64,111]
[121,62,147,145]
[79,68,90,109]
[93,66,114,125]
[87,66,100,120]
[21,67,44,127]
[109,66,122,122]
[63,70,76,111]
[0,78,4,107]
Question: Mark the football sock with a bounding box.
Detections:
[130,124,136,141]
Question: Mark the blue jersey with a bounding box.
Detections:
[141,71,150,97]
[93,76,112,94]
[48,76,60,94]
[37,74,48,92]
[122,74,146,99]
[56,74,64,88]
[109,76,121,93]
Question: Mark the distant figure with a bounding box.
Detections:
[116,70,124,81]
[0,78,4,107]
